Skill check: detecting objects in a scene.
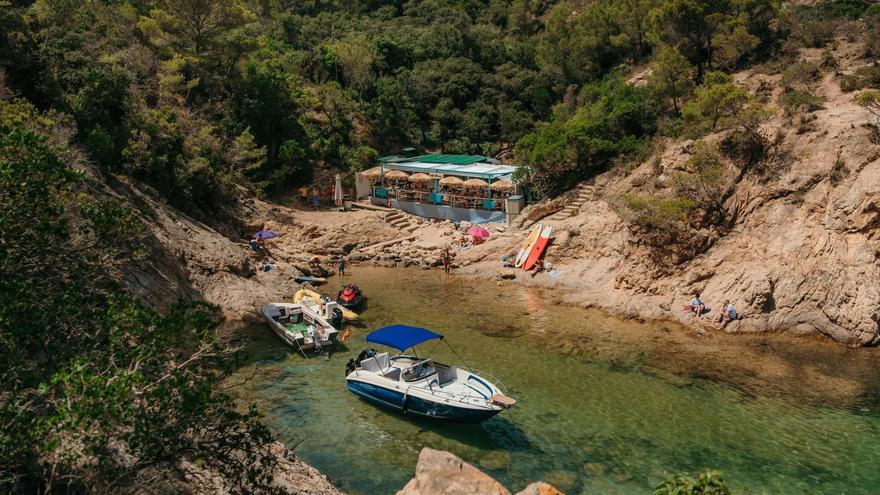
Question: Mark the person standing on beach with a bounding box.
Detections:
[337,256,346,276]
[441,248,452,275]
[310,186,320,210]
[298,184,308,206]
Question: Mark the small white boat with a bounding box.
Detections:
[261,302,339,352]
[294,288,359,322]
[344,325,516,423]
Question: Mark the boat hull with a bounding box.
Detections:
[346,379,502,423]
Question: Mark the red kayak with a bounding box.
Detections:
[522,225,552,271]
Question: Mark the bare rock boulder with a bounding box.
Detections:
[512,197,567,229]
[396,448,511,495]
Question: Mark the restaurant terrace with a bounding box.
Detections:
[359,153,526,224]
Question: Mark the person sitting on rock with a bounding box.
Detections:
[249,233,271,258]
[716,300,737,329]
[689,293,706,318]
[530,259,545,278]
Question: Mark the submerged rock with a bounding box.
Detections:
[479,451,511,471]
[542,470,579,492]
[515,482,565,495]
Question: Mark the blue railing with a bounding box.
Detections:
[371,186,506,212]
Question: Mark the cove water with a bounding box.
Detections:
[229,267,880,494]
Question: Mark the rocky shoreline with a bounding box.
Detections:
[396,448,562,495]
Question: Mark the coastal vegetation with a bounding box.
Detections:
[0,98,282,492]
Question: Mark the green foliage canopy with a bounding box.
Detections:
[516,75,658,197]
[0,100,282,493]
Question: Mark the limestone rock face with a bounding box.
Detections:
[465,61,880,346]
[396,448,512,495]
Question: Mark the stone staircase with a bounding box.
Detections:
[548,183,598,221]
[385,210,419,233]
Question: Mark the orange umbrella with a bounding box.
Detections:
[463,178,489,187]
[384,169,409,180]
[361,166,382,179]
[439,176,464,185]
[491,179,514,191]
[408,173,432,182]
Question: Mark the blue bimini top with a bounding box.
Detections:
[365,325,443,352]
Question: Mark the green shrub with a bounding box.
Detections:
[516,74,657,197]
[795,19,838,48]
[865,12,880,57]
[780,61,821,90]
[840,74,865,92]
[674,140,733,225]
[819,49,838,69]
[817,0,874,19]
[839,67,880,93]
[619,194,695,230]
[855,65,880,87]
[779,90,825,115]
[654,471,731,495]
[682,72,772,138]
[854,90,880,120]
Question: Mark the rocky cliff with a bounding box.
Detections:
[456,44,880,346]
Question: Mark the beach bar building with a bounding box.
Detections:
[358,153,526,224]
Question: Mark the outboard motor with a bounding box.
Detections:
[345,359,357,377]
[345,348,379,376]
[322,299,344,329]
[329,307,344,329]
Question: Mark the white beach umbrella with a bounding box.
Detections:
[334,173,343,206]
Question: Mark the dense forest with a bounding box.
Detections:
[3,0,880,492]
[3,1,880,207]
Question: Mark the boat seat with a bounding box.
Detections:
[360,357,381,373]
[382,368,401,381]
[435,363,457,385]
[375,352,391,371]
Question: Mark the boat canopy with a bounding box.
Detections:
[365,325,443,351]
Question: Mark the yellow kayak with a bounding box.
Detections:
[294,288,360,322]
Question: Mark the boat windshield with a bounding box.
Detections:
[402,359,436,382]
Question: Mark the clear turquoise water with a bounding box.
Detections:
[231,267,880,494]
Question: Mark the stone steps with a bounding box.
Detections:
[385,210,417,232]
[548,184,596,221]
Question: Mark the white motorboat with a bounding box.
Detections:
[261,302,338,352]
[344,325,516,423]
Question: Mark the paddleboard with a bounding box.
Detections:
[514,223,542,268]
[522,225,552,271]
